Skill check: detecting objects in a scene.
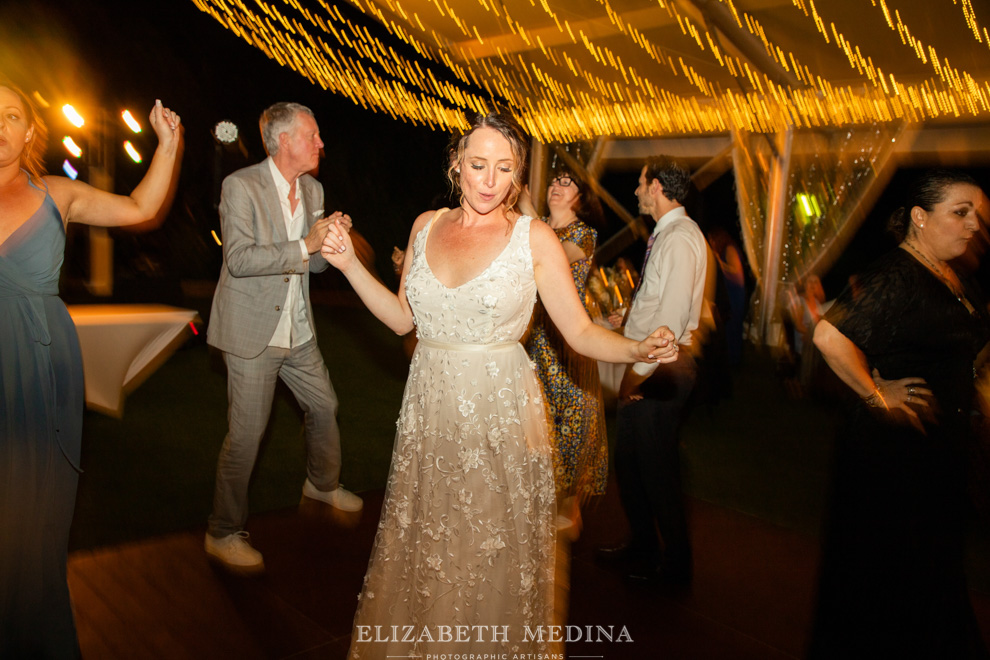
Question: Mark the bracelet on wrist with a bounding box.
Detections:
[863,384,887,409]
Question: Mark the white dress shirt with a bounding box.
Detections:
[624,206,709,377]
[267,158,313,349]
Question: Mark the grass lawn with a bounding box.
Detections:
[70,302,406,550]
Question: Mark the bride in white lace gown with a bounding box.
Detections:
[320,112,678,659]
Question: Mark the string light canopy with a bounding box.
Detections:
[189,0,990,141]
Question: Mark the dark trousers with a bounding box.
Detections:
[614,354,697,567]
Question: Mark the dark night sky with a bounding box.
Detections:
[2,0,988,301]
[1,0,453,292]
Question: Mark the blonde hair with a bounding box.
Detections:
[446,111,528,212]
[1,78,48,180]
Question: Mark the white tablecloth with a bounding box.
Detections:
[67,304,200,417]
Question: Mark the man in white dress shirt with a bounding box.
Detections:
[205,102,362,573]
[599,156,709,586]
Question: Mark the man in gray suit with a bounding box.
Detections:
[205,102,362,573]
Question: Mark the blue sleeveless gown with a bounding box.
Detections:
[0,176,84,657]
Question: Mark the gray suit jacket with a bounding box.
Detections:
[207,160,329,359]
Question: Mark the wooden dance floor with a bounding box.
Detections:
[69,487,990,659]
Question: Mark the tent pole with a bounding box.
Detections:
[759,128,793,342]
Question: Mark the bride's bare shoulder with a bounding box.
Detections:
[408,207,451,243]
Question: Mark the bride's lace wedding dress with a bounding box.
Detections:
[349,213,558,658]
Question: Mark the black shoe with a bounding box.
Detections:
[595,543,652,567]
[626,560,692,587]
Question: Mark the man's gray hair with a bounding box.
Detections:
[259,102,314,156]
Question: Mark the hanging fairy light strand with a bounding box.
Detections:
[956,0,990,47]
[187,0,990,142]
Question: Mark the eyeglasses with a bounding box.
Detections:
[551,176,577,188]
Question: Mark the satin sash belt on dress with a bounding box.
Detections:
[417,336,520,352]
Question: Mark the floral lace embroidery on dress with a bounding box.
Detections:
[349,214,558,659]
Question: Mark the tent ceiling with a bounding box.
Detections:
[191,0,990,140]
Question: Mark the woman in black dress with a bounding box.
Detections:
[810,170,990,658]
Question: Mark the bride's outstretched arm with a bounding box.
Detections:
[321,212,429,336]
[531,220,677,365]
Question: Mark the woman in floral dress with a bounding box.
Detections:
[522,172,607,532]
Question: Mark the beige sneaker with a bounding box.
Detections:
[205,531,264,573]
[302,478,363,512]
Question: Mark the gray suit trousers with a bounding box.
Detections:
[207,339,341,538]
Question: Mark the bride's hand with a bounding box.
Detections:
[321,221,357,271]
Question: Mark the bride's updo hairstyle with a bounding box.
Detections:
[446,110,529,211]
[887,169,978,242]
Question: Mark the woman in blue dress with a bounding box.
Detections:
[0,78,182,657]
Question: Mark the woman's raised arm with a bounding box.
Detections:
[320,210,428,335]
[47,99,182,228]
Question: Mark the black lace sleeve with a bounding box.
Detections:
[824,251,916,357]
